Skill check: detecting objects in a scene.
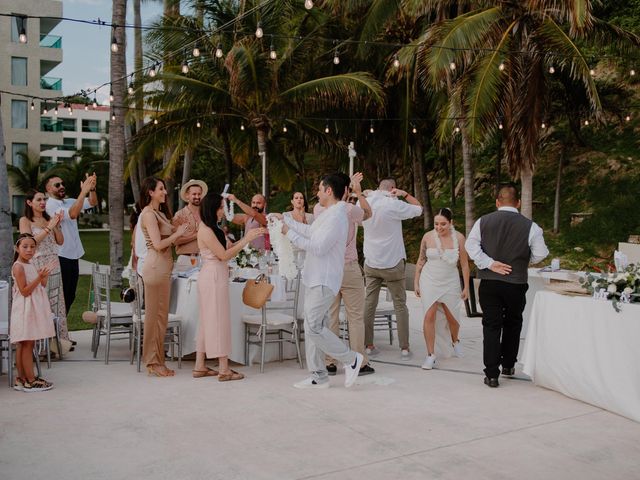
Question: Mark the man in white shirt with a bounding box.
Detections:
[465,183,549,388]
[362,178,422,360]
[45,173,98,314]
[275,173,364,389]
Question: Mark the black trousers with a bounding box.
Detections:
[478,279,528,378]
[59,256,80,315]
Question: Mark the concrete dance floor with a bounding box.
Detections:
[1,314,639,479]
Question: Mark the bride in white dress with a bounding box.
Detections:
[414,208,470,370]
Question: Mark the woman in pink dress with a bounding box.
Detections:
[19,190,70,347]
[11,234,56,392]
[194,193,266,381]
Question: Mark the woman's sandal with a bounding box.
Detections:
[147,365,174,377]
[192,367,219,378]
[218,369,245,382]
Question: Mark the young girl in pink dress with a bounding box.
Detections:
[11,233,56,392]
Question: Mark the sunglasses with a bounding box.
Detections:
[53,182,65,188]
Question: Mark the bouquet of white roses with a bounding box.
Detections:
[580,264,640,311]
[235,244,260,268]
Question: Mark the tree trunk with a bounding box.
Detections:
[495,134,502,196]
[520,164,534,220]
[449,145,456,207]
[125,120,139,204]
[163,146,176,209]
[220,127,234,188]
[460,128,475,235]
[109,0,127,286]
[553,145,567,233]
[133,0,146,184]
[0,96,14,282]
[256,128,269,198]
[179,148,194,209]
[415,142,433,230]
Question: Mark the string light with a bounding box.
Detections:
[84,102,89,111]
[498,62,505,71]
[153,118,158,125]
[304,0,314,9]
[454,126,460,133]
[215,43,224,58]
[192,45,200,57]
[149,64,157,77]
[411,124,417,134]
[92,95,98,109]
[449,61,456,71]
[128,81,134,95]
[18,17,27,43]
[498,119,503,129]
[589,68,595,76]
[631,69,636,76]
[54,105,58,116]
[282,125,287,132]
[625,114,631,121]
[240,123,245,131]
[269,41,277,60]
[67,103,72,114]
[584,119,589,126]
[549,66,555,74]
[30,99,35,111]
[111,110,116,121]
[110,28,118,53]
[333,49,340,65]
[109,90,114,102]
[369,121,374,133]
[196,120,201,128]
[541,122,547,129]
[43,102,48,115]
[181,59,189,74]
[324,123,330,133]
[255,22,264,39]
[393,54,400,68]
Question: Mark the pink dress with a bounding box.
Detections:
[196,245,231,358]
[11,261,55,343]
[31,225,69,340]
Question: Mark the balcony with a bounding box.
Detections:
[40,35,62,49]
[41,76,62,91]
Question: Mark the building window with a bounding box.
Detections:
[82,139,101,154]
[82,119,101,133]
[11,143,27,167]
[60,118,76,132]
[11,100,28,129]
[63,137,77,151]
[10,16,26,43]
[11,57,27,86]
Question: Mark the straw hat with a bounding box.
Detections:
[180,179,208,202]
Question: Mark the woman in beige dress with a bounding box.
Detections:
[194,193,266,381]
[139,177,189,377]
[19,190,70,347]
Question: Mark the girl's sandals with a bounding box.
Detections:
[147,365,175,377]
[192,367,219,378]
[218,369,245,382]
[22,377,53,392]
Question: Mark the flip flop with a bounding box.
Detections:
[192,367,219,378]
[218,369,245,382]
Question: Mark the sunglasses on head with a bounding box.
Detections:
[53,182,65,188]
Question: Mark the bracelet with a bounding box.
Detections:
[44,227,51,233]
[90,189,96,192]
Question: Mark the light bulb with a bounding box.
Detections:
[181,61,189,74]
[589,68,595,76]
[549,66,555,74]
[412,126,417,134]
[153,118,158,125]
[19,20,27,44]
[541,122,546,129]
[111,111,116,121]
[449,61,456,71]
[269,45,277,60]
[84,103,89,111]
[30,100,35,111]
[54,106,58,116]
[393,54,400,68]
[196,121,201,128]
[454,126,460,133]
[215,43,223,58]
[92,98,98,109]
[282,125,287,132]
[498,62,505,71]
[240,124,245,131]
[193,46,200,57]
[333,52,340,65]
[149,65,157,77]
[324,125,329,133]
[109,90,114,102]
[256,22,264,38]
[584,119,589,126]
[369,123,374,134]
[625,114,631,122]
[498,122,503,130]
[68,104,72,114]
[631,69,636,76]
[43,104,48,115]
[128,82,134,95]
[304,0,313,9]
[111,36,118,53]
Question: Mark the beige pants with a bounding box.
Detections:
[326,261,369,365]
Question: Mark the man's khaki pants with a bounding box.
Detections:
[363,260,409,350]
[326,261,369,365]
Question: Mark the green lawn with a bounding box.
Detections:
[67,231,132,331]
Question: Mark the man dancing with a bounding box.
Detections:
[274,173,364,389]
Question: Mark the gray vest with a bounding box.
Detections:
[477,210,532,284]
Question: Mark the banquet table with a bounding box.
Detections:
[169,269,299,365]
[522,290,640,422]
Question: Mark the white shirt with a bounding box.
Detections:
[134,220,148,276]
[284,202,348,295]
[465,206,549,269]
[46,197,93,259]
[362,190,423,269]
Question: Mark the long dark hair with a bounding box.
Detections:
[24,189,51,222]
[201,193,226,246]
[435,207,453,222]
[288,191,309,213]
[139,177,172,220]
[14,233,36,262]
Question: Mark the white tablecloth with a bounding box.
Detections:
[169,272,297,365]
[522,291,640,422]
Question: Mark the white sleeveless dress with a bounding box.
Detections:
[418,231,462,358]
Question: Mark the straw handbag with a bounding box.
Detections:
[242,274,274,309]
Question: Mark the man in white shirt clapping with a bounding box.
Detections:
[273,173,364,389]
[362,178,422,361]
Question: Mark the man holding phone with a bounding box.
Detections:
[45,173,98,314]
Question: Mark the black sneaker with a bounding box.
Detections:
[502,367,515,376]
[358,364,375,376]
[22,378,53,392]
[326,363,337,376]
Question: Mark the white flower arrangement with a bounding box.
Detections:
[267,217,298,280]
[235,244,260,268]
[580,263,640,312]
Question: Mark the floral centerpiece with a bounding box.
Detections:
[580,264,640,311]
[235,244,260,268]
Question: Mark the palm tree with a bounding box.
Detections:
[109,0,127,284]
[420,0,640,219]
[0,96,13,282]
[6,151,60,194]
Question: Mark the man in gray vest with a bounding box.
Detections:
[465,184,548,388]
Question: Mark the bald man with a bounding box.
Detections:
[226,193,269,251]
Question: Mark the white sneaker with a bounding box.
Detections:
[422,354,436,370]
[344,353,364,388]
[452,341,464,358]
[365,346,380,356]
[293,377,329,389]
[401,349,412,361]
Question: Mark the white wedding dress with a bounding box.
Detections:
[418,231,462,358]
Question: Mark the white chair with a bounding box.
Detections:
[374,286,397,345]
[242,271,304,373]
[129,273,183,372]
[40,272,64,367]
[91,264,134,364]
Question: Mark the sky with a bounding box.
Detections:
[50,0,163,105]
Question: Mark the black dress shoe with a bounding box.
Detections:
[358,364,375,376]
[326,364,337,376]
[502,367,515,376]
[484,377,499,388]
